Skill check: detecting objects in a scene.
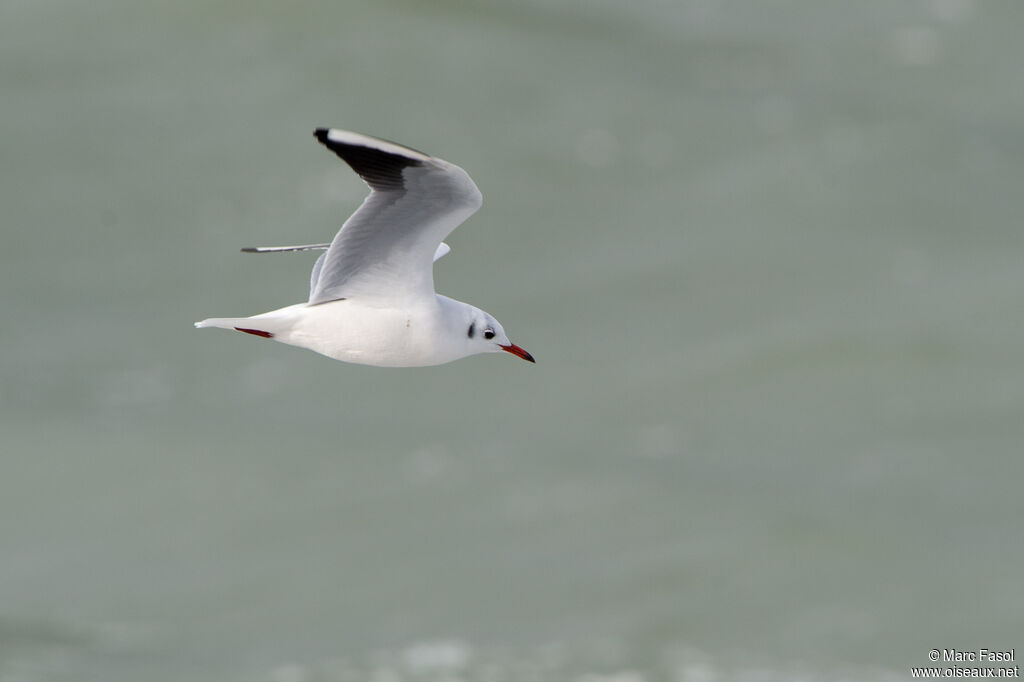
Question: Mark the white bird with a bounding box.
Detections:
[195,128,534,367]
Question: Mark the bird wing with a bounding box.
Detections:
[308,128,481,305]
[239,238,451,301]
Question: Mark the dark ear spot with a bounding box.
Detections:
[467,321,476,338]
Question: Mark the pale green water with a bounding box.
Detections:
[2,1,1022,680]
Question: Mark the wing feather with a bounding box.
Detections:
[308,129,481,305]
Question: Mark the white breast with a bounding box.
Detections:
[271,298,463,367]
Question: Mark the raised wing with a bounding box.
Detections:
[241,243,330,253]
[308,129,481,305]
[241,239,452,301]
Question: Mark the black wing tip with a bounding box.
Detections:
[312,128,427,161]
[311,128,425,191]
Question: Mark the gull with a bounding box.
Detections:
[195,128,534,367]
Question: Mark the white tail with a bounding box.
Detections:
[194,317,245,330]
[194,303,308,339]
[195,318,277,339]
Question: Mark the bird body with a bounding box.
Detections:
[198,295,501,367]
[195,129,534,367]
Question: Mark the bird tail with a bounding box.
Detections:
[195,317,243,330]
[194,317,275,338]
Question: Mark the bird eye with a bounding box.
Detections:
[483,327,495,340]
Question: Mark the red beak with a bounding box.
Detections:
[500,343,535,363]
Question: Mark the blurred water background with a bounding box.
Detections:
[2,0,1022,680]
